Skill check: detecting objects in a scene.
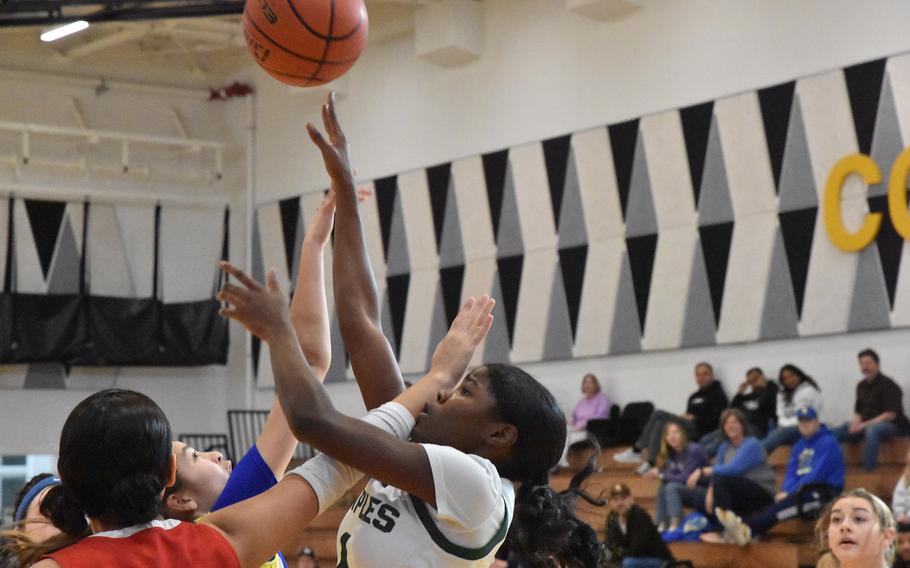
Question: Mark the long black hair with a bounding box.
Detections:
[6,389,173,563]
[778,363,820,403]
[485,364,601,567]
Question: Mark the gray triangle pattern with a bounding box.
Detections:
[496,164,524,258]
[385,193,410,276]
[47,215,81,294]
[557,147,588,248]
[439,177,465,268]
[869,75,904,198]
[424,283,449,369]
[697,118,734,225]
[680,243,717,347]
[778,97,818,211]
[847,244,892,331]
[324,314,348,383]
[289,210,305,288]
[624,135,658,237]
[24,363,66,389]
[542,260,574,360]
[483,272,511,363]
[760,230,800,339]
[609,252,642,354]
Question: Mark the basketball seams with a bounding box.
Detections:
[307,0,334,81]
[245,15,360,66]
[285,0,363,41]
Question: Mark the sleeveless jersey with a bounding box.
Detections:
[46,519,240,568]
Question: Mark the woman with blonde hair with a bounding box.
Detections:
[815,488,896,568]
[644,422,707,533]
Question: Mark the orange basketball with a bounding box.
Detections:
[242,0,368,87]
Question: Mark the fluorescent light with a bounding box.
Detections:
[40,20,89,42]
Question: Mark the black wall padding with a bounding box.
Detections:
[0,200,229,367]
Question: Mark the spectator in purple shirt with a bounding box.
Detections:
[644,422,708,533]
[559,374,612,467]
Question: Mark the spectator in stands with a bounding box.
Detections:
[710,406,844,545]
[895,523,910,568]
[892,447,910,524]
[644,422,708,533]
[762,363,823,455]
[604,482,674,568]
[815,488,896,568]
[559,373,612,467]
[614,362,727,473]
[294,546,318,568]
[683,409,775,543]
[730,367,778,439]
[832,349,910,471]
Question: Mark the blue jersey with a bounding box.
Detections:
[211,445,288,568]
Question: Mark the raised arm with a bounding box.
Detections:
[253,195,336,479]
[307,92,405,410]
[218,264,437,504]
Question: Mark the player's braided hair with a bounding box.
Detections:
[485,364,602,567]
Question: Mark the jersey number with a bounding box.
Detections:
[337,532,351,568]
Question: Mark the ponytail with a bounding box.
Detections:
[1,484,90,565]
[508,454,604,567]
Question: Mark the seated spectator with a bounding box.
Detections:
[295,546,319,568]
[711,406,844,545]
[559,373,612,467]
[644,422,708,533]
[614,362,727,473]
[762,363,823,455]
[893,447,910,524]
[730,367,778,438]
[896,523,910,568]
[832,349,910,471]
[677,409,775,542]
[604,483,674,568]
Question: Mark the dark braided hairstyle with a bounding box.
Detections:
[5,389,172,564]
[485,364,602,567]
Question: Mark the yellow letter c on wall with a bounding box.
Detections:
[823,154,883,252]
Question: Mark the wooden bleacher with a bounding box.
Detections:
[283,438,909,567]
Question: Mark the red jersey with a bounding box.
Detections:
[46,519,239,568]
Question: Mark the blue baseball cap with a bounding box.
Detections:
[796,406,818,421]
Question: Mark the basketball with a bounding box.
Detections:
[242,0,368,87]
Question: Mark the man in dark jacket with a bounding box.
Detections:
[605,483,674,567]
[615,362,728,471]
[832,348,910,470]
[730,367,778,438]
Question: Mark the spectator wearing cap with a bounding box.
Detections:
[295,546,319,568]
[895,523,910,568]
[707,406,844,545]
[831,348,910,471]
[604,482,674,568]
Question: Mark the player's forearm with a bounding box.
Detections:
[290,238,331,376]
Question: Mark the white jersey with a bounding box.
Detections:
[289,403,515,568]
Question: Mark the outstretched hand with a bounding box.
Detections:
[218,261,292,342]
[307,92,355,191]
[430,295,495,379]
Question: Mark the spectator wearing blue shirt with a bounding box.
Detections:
[682,409,776,543]
[714,406,844,545]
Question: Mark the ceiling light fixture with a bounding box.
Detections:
[40,20,89,42]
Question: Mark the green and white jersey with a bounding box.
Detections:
[290,403,515,568]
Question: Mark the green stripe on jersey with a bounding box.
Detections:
[408,495,510,561]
